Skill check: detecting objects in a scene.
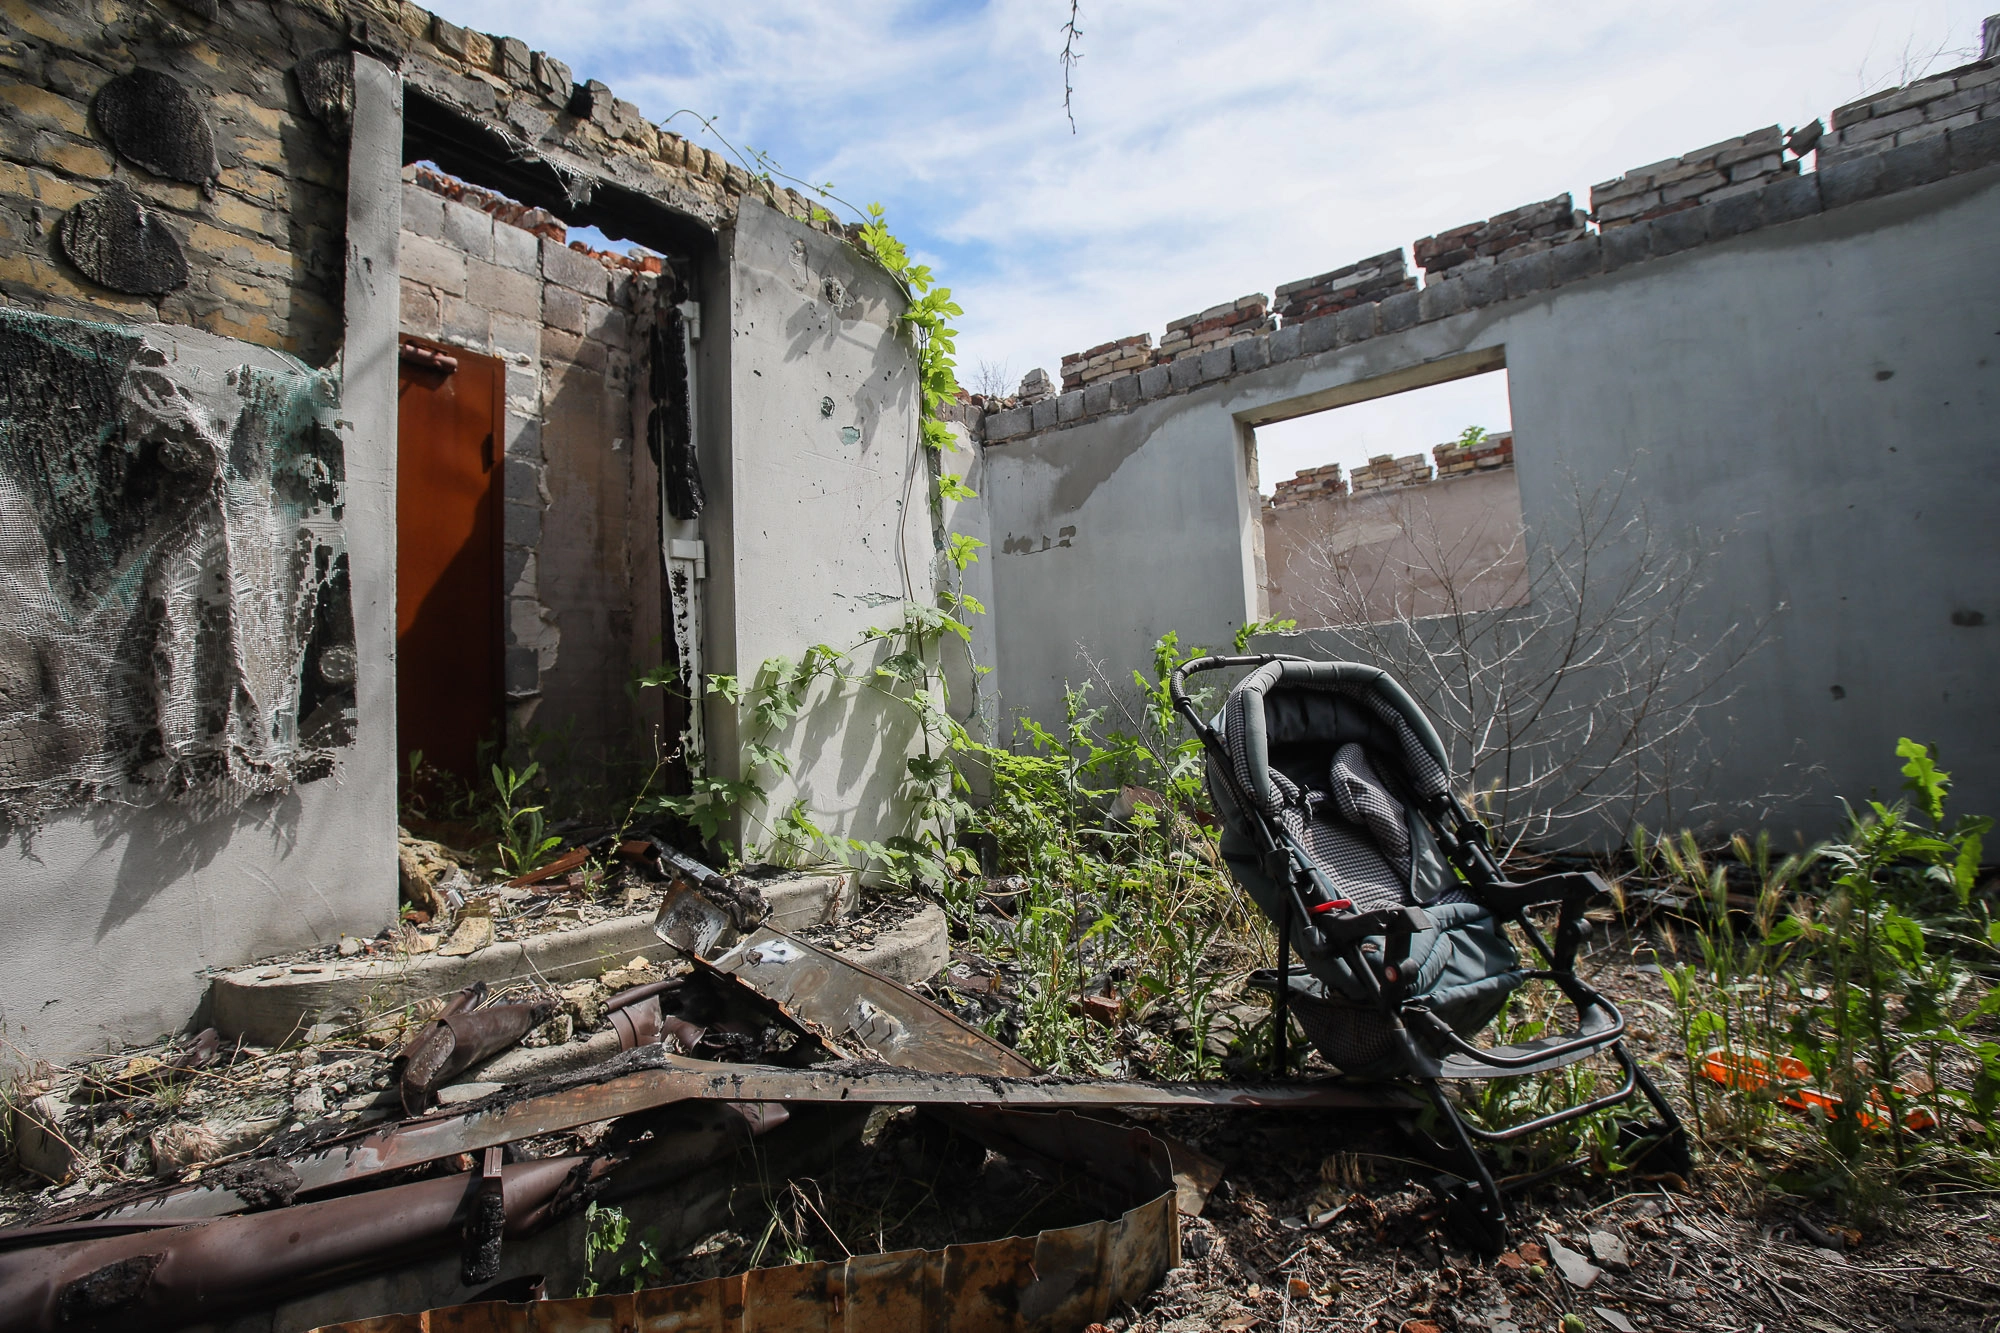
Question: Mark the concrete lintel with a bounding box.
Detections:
[1235,344,1506,428]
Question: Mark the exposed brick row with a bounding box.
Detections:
[1267,463,1347,509]
[1432,431,1514,477]
[1060,333,1153,389]
[984,111,2000,446]
[1274,251,1414,324]
[1820,56,2000,169]
[1590,128,1795,228]
[1351,453,1432,494]
[1413,198,1586,280]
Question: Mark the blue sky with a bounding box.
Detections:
[430,0,1985,486]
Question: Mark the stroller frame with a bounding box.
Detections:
[1171,654,1689,1251]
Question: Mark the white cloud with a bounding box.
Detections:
[429,0,1984,482]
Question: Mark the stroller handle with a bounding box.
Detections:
[1168,653,1309,737]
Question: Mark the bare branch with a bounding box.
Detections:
[1060,2,1084,134]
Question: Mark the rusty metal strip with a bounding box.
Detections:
[304,1111,1182,1333]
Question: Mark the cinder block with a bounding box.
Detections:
[1499,249,1552,299]
[399,277,441,336]
[468,259,542,321]
[399,232,467,295]
[1167,355,1202,392]
[402,183,446,239]
[503,456,541,503]
[1232,335,1269,374]
[1600,221,1652,272]
[1650,205,1710,255]
[1267,323,1303,363]
[491,313,538,360]
[1460,265,1505,309]
[504,364,539,412]
[441,294,490,346]
[1334,303,1377,345]
[1031,399,1059,432]
[542,240,610,298]
[440,198,495,260]
[1083,381,1112,416]
[985,406,1029,441]
[505,500,542,547]
[493,220,539,272]
[1876,133,1951,193]
[1197,346,1233,383]
[1057,390,1085,423]
[1948,116,2000,171]
[1376,290,1418,334]
[1417,278,1466,322]
[504,413,541,460]
[580,297,623,341]
[1759,173,1822,226]
[1706,187,1764,240]
[1816,152,1887,210]
[1138,364,1171,399]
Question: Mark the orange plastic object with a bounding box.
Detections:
[1698,1048,1935,1131]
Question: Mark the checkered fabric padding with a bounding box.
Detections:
[1332,741,1410,869]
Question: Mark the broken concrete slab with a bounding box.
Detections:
[209,872,854,1046]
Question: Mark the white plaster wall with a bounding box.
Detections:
[0,58,402,1063]
[976,168,2000,842]
[704,200,933,856]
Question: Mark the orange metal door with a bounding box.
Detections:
[397,338,504,794]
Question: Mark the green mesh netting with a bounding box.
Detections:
[0,309,354,825]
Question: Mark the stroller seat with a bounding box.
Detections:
[1172,654,1689,1251]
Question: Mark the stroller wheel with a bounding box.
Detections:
[1439,1178,1509,1257]
[1616,1119,1694,1180]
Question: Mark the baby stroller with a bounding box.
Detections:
[1171,654,1688,1252]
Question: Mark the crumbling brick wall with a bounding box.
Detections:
[1820,55,2000,169]
[1589,129,1796,230]
[0,0,352,362]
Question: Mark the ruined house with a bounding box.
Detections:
[1,0,938,1060]
[953,72,2000,842]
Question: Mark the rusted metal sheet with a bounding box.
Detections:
[399,986,556,1113]
[705,928,1040,1077]
[305,1113,1180,1333]
[95,1053,1412,1226]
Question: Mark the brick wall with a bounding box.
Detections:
[1590,128,1795,229]
[1350,452,1433,494]
[1821,56,2000,169]
[1414,197,1587,280]
[0,0,351,361]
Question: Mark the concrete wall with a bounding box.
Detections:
[1262,465,1528,628]
[973,167,2000,842]
[702,199,934,856]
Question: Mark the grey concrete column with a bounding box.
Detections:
[341,53,403,884]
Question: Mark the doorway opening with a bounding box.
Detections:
[1248,352,1524,629]
[396,336,504,800]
